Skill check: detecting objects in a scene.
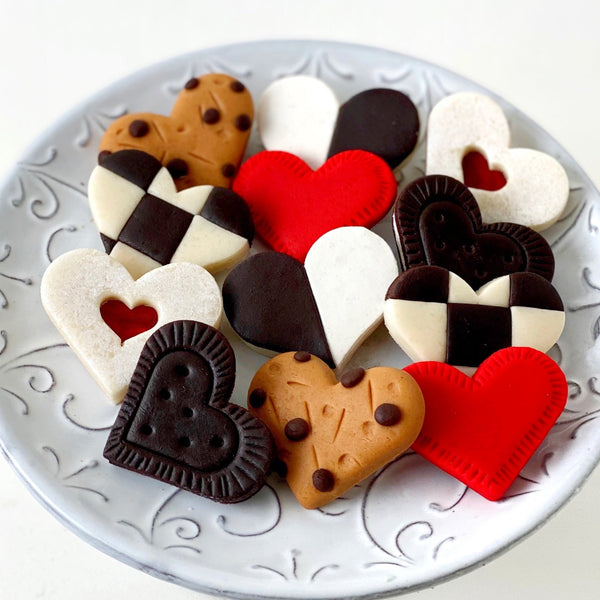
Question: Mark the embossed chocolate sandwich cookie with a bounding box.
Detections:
[427,92,569,231]
[393,174,555,289]
[104,320,275,504]
[40,248,222,403]
[248,352,425,509]
[89,150,254,279]
[223,227,399,370]
[99,72,254,189]
[384,266,565,367]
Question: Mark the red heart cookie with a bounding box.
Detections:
[232,150,397,261]
[404,347,567,500]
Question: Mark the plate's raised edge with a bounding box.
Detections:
[1,38,600,600]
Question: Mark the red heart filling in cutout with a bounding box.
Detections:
[462,150,507,191]
[100,299,158,343]
[404,347,567,500]
[232,150,397,261]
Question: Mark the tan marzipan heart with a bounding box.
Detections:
[248,353,425,509]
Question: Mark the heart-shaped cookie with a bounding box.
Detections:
[40,248,222,403]
[257,75,340,170]
[327,87,420,169]
[104,320,275,504]
[426,92,569,231]
[384,266,565,367]
[404,347,568,500]
[232,150,397,260]
[393,174,555,289]
[248,352,425,509]
[223,227,399,369]
[257,76,419,171]
[99,73,254,190]
[89,149,255,279]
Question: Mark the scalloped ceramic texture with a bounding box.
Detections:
[0,40,599,600]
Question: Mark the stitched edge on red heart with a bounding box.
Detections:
[233,149,397,260]
[405,346,567,500]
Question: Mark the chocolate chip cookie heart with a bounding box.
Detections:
[405,347,567,500]
[99,73,254,190]
[384,266,565,367]
[393,174,555,289]
[104,320,275,504]
[248,351,425,508]
[222,227,398,369]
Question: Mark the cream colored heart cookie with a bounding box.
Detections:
[426,92,569,231]
[41,248,222,403]
[248,352,425,509]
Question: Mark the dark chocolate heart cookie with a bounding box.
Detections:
[393,174,555,289]
[222,251,334,366]
[327,88,420,169]
[103,320,274,503]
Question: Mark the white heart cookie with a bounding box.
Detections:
[41,248,222,403]
[426,92,569,231]
[257,75,339,170]
[305,226,399,369]
[384,265,565,368]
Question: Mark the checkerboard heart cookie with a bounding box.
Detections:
[89,149,254,279]
[393,174,555,289]
[104,320,275,504]
[232,150,398,261]
[384,266,565,367]
[99,72,254,190]
[40,248,222,403]
[222,227,399,370]
[404,347,568,501]
[257,75,419,170]
[426,92,569,231]
[247,352,425,509]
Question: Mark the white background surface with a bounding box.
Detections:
[1,1,599,598]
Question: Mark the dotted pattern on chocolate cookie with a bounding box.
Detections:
[103,320,275,504]
[393,174,555,289]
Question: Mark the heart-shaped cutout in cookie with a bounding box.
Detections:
[384,265,564,367]
[248,352,425,508]
[100,299,158,343]
[427,92,569,230]
[405,347,567,500]
[104,321,275,503]
[89,150,254,279]
[223,227,398,369]
[41,248,222,403]
[462,150,507,191]
[232,150,397,261]
[99,73,254,190]
[393,174,555,289]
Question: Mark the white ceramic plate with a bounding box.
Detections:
[1,40,599,600]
